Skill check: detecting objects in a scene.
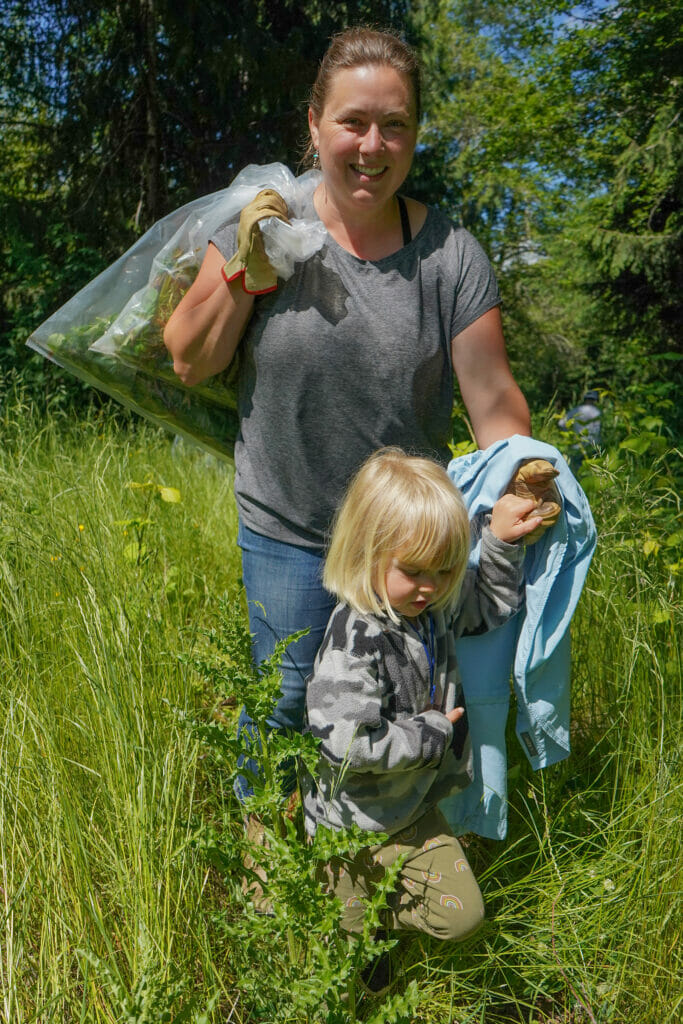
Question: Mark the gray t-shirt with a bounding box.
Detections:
[212,205,500,549]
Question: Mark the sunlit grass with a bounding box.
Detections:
[401,449,682,1024]
[0,393,680,1022]
[0,396,241,1020]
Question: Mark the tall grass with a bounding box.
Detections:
[0,389,680,1022]
[0,393,241,1020]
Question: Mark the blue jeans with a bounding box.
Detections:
[235,521,335,800]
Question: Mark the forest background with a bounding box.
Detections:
[1,0,681,420]
[0,1,681,1022]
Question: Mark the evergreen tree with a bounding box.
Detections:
[0,0,412,382]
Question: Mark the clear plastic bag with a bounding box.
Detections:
[26,163,326,461]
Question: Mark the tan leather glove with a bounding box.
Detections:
[506,459,562,543]
[222,189,290,295]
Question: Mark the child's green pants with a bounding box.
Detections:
[323,806,484,941]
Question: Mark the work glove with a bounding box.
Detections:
[222,189,290,295]
[505,459,562,544]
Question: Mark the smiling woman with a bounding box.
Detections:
[162,25,531,804]
[307,63,420,255]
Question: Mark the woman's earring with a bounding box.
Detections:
[312,150,320,169]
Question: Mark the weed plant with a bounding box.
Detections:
[185,597,422,1023]
[0,385,680,1022]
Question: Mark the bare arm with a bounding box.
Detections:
[451,306,531,448]
[163,242,255,386]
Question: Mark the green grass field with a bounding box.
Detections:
[0,393,680,1023]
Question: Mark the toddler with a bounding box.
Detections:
[303,447,541,971]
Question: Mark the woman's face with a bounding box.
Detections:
[308,63,418,214]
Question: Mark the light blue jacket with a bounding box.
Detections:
[439,436,597,839]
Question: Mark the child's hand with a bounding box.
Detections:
[445,707,465,725]
[505,459,561,542]
[490,494,543,544]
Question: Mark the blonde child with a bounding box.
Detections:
[302,447,541,984]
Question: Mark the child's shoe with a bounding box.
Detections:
[358,930,394,996]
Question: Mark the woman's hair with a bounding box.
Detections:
[323,448,471,622]
[302,26,422,168]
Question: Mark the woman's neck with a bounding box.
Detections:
[313,185,405,260]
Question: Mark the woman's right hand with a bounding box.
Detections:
[222,189,290,294]
[163,241,256,387]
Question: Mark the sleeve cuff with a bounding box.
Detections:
[481,522,525,564]
[419,709,454,766]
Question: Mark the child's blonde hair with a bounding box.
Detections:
[323,447,471,622]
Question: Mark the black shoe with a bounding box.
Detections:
[359,933,393,996]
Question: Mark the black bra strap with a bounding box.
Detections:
[397,194,412,245]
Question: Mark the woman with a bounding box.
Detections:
[164,27,531,794]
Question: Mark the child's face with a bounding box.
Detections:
[383,556,454,619]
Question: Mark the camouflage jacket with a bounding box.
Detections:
[303,526,525,836]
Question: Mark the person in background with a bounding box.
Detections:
[303,448,541,992]
[163,27,532,796]
[559,390,602,470]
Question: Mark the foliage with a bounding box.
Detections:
[0,391,241,1020]
[0,0,413,390]
[2,1,681,426]
[1,3,682,1015]
[536,1,683,423]
[409,1,683,417]
[0,392,680,1021]
[185,596,422,1022]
